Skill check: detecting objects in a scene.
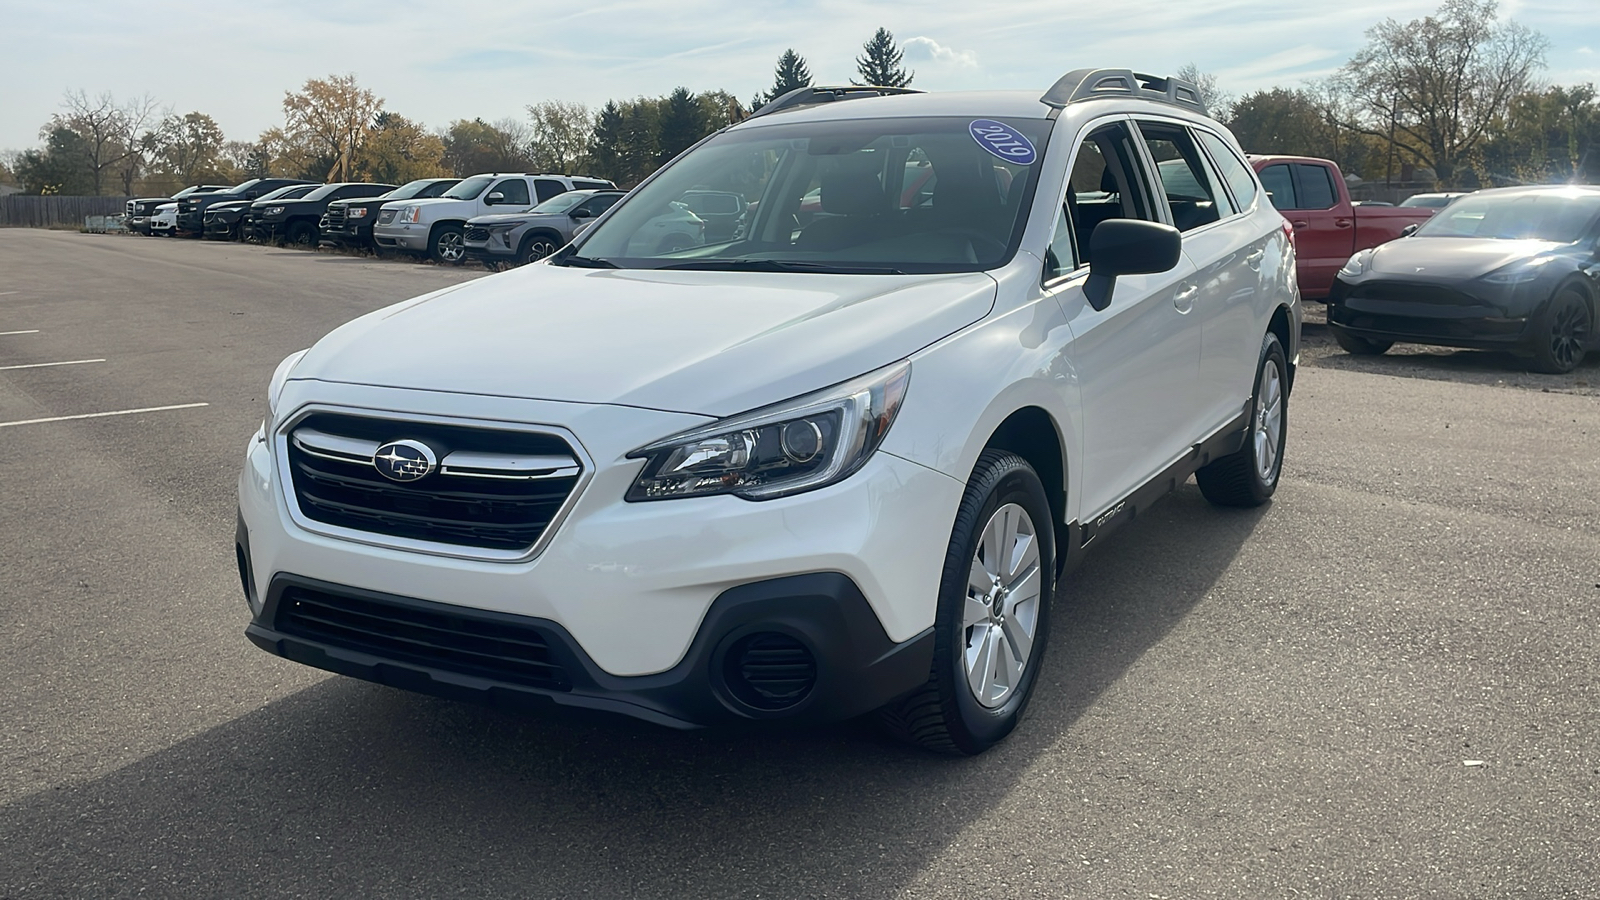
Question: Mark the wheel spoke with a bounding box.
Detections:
[1000,609,1033,666]
[969,558,993,596]
[1008,531,1037,581]
[963,593,991,628]
[1007,564,1041,609]
[967,625,997,701]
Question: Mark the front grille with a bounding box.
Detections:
[377,209,397,225]
[1353,280,1475,306]
[465,226,491,242]
[285,413,582,553]
[275,585,572,691]
[325,205,347,230]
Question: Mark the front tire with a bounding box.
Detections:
[1197,331,1288,508]
[518,234,560,266]
[878,450,1054,755]
[430,224,466,264]
[285,221,317,248]
[1529,288,1590,374]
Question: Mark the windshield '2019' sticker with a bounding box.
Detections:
[969,120,1037,165]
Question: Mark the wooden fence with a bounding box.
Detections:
[0,196,132,228]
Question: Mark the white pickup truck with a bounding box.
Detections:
[372,172,614,263]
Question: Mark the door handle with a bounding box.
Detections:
[1335,218,1353,228]
[1245,250,1264,271]
[1173,283,1199,314]
[1291,219,1309,228]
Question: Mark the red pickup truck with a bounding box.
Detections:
[1249,155,1436,300]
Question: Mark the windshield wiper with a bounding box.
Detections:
[557,254,618,268]
[654,259,904,275]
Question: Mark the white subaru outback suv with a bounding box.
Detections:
[237,71,1300,755]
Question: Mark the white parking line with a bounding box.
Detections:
[0,403,209,429]
[0,358,106,371]
[0,330,40,336]
[0,292,18,296]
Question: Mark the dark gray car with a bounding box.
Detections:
[464,190,625,268]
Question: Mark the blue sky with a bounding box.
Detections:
[1,0,1596,153]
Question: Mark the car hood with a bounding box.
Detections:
[467,212,552,226]
[380,196,466,211]
[208,200,250,212]
[292,265,997,417]
[1369,237,1567,279]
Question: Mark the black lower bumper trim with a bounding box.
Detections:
[246,572,932,729]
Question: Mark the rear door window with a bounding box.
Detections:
[533,179,567,203]
[1137,122,1228,231]
[1196,131,1258,211]
[1292,164,1337,210]
[1259,164,1297,210]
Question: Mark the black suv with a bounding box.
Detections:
[203,183,320,241]
[321,177,459,250]
[251,182,395,246]
[127,185,229,235]
[176,178,317,235]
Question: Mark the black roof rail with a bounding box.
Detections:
[1040,68,1208,116]
[747,85,925,120]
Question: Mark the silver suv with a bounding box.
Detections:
[464,189,626,268]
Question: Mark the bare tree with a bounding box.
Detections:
[1176,64,1233,118]
[1335,0,1547,186]
[51,90,130,194]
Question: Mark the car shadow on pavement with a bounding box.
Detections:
[1298,314,1600,391]
[0,484,1267,899]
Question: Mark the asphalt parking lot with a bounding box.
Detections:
[1,228,1597,899]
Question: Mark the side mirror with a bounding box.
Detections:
[1400,223,1420,237]
[486,192,505,204]
[1084,219,1183,312]
[570,208,593,219]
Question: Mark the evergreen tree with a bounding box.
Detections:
[767,49,814,102]
[854,28,913,88]
[658,87,707,164]
[587,101,626,184]
[617,99,661,187]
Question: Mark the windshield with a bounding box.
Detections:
[255,184,311,202]
[442,175,494,201]
[388,178,457,200]
[566,115,1050,273]
[529,192,591,214]
[1417,191,1600,243]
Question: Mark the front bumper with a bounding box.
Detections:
[463,238,517,262]
[1328,276,1540,350]
[373,223,429,251]
[243,571,933,728]
[236,384,959,725]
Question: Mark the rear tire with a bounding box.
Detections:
[1197,331,1288,508]
[1332,328,1393,355]
[1529,288,1590,374]
[878,450,1054,755]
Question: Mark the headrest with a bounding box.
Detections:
[1101,166,1119,193]
[821,170,886,216]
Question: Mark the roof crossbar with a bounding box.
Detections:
[1040,68,1208,116]
[747,85,926,120]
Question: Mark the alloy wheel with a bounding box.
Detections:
[438,232,464,262]
[962,502,1042,709]
[1254,360,1283,483]
[1550,300,1590,372]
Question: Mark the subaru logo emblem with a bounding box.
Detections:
[372,440,437,483]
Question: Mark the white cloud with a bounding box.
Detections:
[902,36,978,69]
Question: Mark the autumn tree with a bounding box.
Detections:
[281,74,383,182]
[854,28,913,88]
[441,118,534,176]
[150,111,226,185]
[45,90,160,194]
[1478,83,1600,184]
[1334,0,1547,187]
[356,112,448,183]
[526,100,594,174]
[11,127,94,194]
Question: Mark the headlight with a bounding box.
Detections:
[265,349,309,428]
[399,206,422,224]
[348,207,369,219]
[626,361,911,502]
[264,206,285,216]
[1482,257,1555,284]
[1339,249,1374,278]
